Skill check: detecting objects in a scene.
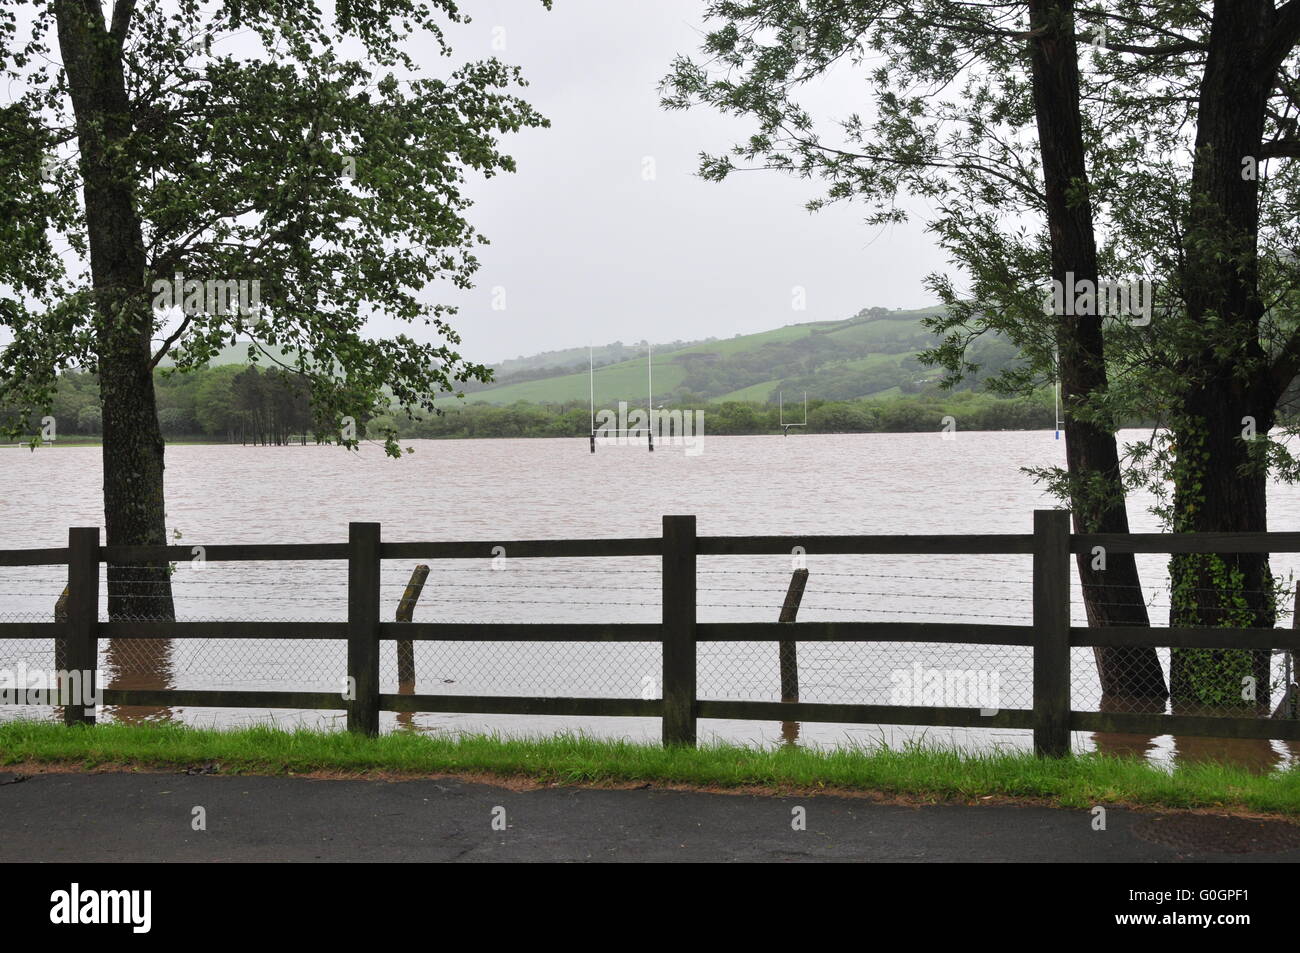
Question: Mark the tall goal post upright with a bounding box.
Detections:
[779,391,807,437]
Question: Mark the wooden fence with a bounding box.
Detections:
[2,510,1300,756]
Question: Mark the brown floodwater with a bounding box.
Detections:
[1,430,1297,770]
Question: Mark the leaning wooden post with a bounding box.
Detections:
[347,522,382,736]
[65,527,100,726]
[778,568,808,701]
[395,564,430,686]
[1032,509,1072,757]
[662,515,697,747]
[778,567,808,745]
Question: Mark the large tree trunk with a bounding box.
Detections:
[55,2,175,635]
[1169,0,1278,709]
[1168,387,1274,707]
[1027,0,1167,698]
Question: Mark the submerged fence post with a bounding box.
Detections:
[1032,509,1072,757]
[1289,589,1300,719]
[348,522,382,736]
[395,564,430,686]
[53,586,69,673]
[65,527,99,726]
[778,568,808,701]
[1272,589,1300,720]
[778,567,808,745]
[662,514,697,747]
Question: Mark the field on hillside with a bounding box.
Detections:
[463,308,948,406]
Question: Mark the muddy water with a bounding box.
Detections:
[1,430,1297,769]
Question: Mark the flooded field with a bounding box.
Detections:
[1,430,1297,769]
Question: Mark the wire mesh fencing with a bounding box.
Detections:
[695,558,1034,714]
[2,547,1297,734]
[1069,577,1298,720]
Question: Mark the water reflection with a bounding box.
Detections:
[103,636,174,724]
[1086,694,1299,772]
[1168,699,1285,773]
[1087,694,1165,762]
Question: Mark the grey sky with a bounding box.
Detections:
[2,1,947,367]
[426,0,945,365]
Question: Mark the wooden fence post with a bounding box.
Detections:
[778,567,808,745]
[778,568,808,701]
[1272,590,1300,719]
[53,586,69,672]
[348,522,381,736]
[65,527,100,726]
[1291,589,1300,719]
[1032,509,1072,757]
[395,564,430,686]
[662,514,697,746]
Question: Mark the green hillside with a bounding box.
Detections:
[184,304,1023,409]
[456,350,689,405]
[716,378,783,402]
[490,338,701,378]
[462,306,954,406]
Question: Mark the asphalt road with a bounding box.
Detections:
[3,769,1299,862]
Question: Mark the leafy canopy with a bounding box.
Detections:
[0,0,551,453]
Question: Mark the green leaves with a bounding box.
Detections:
[0,0,549,445]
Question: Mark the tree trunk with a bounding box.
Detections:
[55,2,175,627]
[1169,0,1277,708]
[1027,0,1166,697]
[1168,389,1274,707]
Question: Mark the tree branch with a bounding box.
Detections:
[1260,0,1300,83]
[1103,40,1204,57]
[149,311,194,369]
[1271,324,1300,401]
[1257,137,1300,159]
[109,0,136,42]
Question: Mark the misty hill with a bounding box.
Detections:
[487,338,705,381]
[184,305,1023,405]
[462,305,1019,406]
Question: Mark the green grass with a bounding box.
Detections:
[464,309,943,406]
[716,379,782,402]
[464,357,688,406]
[2,721,1298,816]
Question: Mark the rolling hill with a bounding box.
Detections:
[184,304,1024,408]
[459,306,962,406]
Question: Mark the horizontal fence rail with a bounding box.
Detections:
[2,512,1300,753]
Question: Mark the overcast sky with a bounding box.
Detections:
[5,1,949,367]
[426,0,946,364]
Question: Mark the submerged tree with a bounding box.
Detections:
[0,1,549,620]
[666,1,1300,710]
[1063,1,1300,707]
[662,0,1167,697]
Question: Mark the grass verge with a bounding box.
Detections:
[1,720,1298,816]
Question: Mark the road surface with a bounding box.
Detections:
[3,769,1298,862]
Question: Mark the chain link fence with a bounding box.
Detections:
[2,553,1297,739]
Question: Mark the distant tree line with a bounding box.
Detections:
[397,391,1059,438]
[1,366,314,444]
[20,364,1276,444]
